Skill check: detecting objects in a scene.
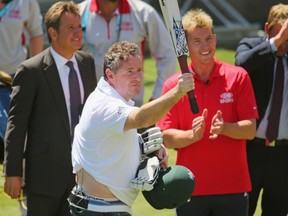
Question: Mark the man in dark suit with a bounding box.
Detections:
[3,2,97,216]
[235,3,288,216]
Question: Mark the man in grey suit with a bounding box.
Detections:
[235,3,288,216]
[3,2,97,216]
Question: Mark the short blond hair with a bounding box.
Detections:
[182,8,214,33]
[267,3,288,30]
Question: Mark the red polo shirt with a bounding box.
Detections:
[157,59,258,196]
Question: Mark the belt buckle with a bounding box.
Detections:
[68,191,88,209]
[266,140,275,147]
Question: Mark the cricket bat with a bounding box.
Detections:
[159,0,199,114]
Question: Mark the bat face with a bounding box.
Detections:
[172,18,189,57]
[159,0,199,114]
[159,0,189,57]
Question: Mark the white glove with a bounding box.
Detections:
[139,127,163,157]
[130,156,160,191]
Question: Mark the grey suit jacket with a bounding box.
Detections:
[4,48,97,196]
[235,36,275,125]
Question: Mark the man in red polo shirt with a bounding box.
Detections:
[157,8,258,216]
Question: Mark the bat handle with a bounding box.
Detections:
[178,56,199,114]
[187,91,199,114]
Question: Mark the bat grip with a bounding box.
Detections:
[178,56,199,114]
[187,92,199,114]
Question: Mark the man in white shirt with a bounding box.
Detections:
[70,41,194,215]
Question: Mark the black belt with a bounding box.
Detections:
[253,138,288,147]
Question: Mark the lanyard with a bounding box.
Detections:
[0,1,12,18]
[81,0,122,55]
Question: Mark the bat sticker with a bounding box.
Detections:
[173,18,189,56]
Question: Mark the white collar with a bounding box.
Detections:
[50,47,77,68]
[97,77,135,106]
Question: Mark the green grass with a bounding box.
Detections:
[0,48,261,215]
[0,166,21,216]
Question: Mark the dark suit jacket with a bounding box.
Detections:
[4,48,97,196]
[235,36,280,126]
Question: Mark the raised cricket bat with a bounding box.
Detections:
[159,0,199,114]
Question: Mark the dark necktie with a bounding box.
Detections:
[266,58,284,142]
[66,61,81,137]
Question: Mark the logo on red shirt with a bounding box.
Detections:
[220,92,234,104]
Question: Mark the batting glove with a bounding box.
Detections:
[130,156,160,191]
[139,127,163,157]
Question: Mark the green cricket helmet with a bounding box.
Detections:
[142,165,195,209]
